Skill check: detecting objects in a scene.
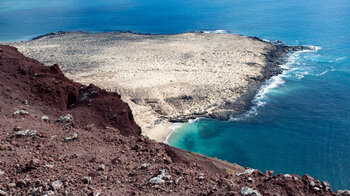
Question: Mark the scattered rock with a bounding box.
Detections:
[85,124,95,131]
[265,170,274,176]
[337,190,350,196]
[0,190,7,196]
[198,173,205,180]
[16,179,27,188]
[16,129,37,137]
[7,183,16,189]
[32,73,38,79]
[310,180,315,187]
[284,174,291,178]
[149,169,171,184]
[81,176,92,184]
[64,133,78,142]
[22,100,28,105]
[13,109,29,115]
[18,66,26,75]
[236,168,255,176]
[89,190,102,196]
[240,187,261,196]
[0,143,11,151]
[43,190,55,196]
[100,176,108,181]
[323,181,330,191]
[31,186,43,196]
[149,176,164,185]
[211,185,216,191]
[57,114,73,123]
[175,177,182,185]
[0,169,4,175]
[247,177,253,182]
[141,163,149,169]
[41,115,49,122]
[51,180,63,191]
[13,126,21,131]
[98,164,106,171]
[44,164,54,168]
[26,159,41,169]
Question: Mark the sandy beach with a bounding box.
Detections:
[9,32,292,142]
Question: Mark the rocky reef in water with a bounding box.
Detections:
[0,45,348,195]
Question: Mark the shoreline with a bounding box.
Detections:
[7,31,310,142]
[164,45,316,143]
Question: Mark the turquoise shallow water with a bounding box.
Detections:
[1,0,349,190]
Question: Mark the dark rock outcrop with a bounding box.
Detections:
[0,45,140,136]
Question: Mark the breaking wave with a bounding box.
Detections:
[314,68,336,76]
[164,118,201,143]
[200,30,229,34]
[164,123,183,144]
[230,45,321,121]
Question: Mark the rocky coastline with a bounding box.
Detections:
[169,42,311,123]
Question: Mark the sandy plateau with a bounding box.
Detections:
[10,32,287,142]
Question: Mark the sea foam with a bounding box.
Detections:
[164,123,183,144]
[314,68,336,76]
[230,45,321,121]
[201,30,229,34]
[164,118,202,143]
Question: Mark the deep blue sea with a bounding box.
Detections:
[1,0,349,190]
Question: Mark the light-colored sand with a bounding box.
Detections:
[10,32,278,142]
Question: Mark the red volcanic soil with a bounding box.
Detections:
[0,45,344,195]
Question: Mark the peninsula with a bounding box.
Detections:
[10,32,305,142]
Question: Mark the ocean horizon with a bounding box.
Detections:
[1,0,349,190]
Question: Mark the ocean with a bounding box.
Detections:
[1,0,349,190]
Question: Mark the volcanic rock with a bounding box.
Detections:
[41,115,49,122]
[15,129,37,136]
[240,186,261,196]
[64,133,78,142]
[51,180,63,191]
[57,114,73,123]
[13,110,28,115]
[81,176,92,184]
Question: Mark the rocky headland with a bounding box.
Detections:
[1,44,349,195]
[9,32,310,142]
